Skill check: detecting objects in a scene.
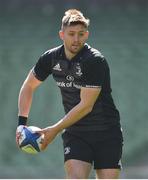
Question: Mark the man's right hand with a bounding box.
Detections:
[16,125,26,147]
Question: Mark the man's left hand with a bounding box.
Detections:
[36,126,59,150]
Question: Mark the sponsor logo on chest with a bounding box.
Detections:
[66,75,74,81]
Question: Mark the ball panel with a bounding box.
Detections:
[27,126,41,132]
[21,144,38,154]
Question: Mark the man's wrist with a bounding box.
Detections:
[52,119,65,132]
[18,116,28,126]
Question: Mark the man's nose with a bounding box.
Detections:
[74,35,79,42]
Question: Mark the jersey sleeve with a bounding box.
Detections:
[32,52,52,81]
[79,56,108,88]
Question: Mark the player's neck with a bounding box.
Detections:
[64,49,76,60]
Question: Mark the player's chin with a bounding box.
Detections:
[71,47,82,54]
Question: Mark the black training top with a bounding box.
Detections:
[33,43,120,131]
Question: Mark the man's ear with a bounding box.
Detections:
[86,31,89,40]
[59,30,64,40]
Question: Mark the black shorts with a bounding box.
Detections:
[62,126,123,169]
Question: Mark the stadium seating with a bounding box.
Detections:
[0,1,147,178]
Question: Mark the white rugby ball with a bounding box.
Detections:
[17,126,44,154]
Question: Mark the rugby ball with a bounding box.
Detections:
[17,126,44,154]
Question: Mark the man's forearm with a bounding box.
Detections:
[18,86,33,117]
[53,102,92,132]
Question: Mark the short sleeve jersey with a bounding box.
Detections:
[33,44,120,131]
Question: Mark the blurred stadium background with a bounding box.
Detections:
[0,0,148,178]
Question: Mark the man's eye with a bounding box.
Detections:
[79,33,84,36]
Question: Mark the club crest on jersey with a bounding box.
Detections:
[53,63,62,71]
[76,63,82,76]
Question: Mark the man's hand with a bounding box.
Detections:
[16,125,26,147]
[36,126,59,151]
